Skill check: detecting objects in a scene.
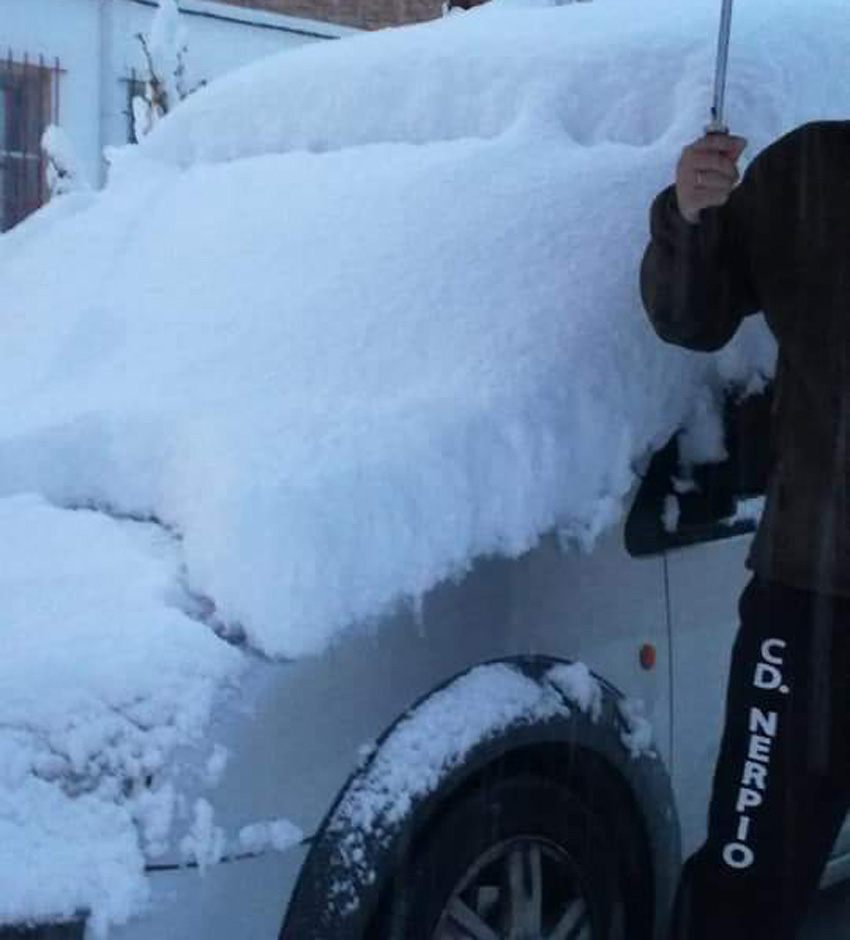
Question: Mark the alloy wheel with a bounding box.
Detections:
[431,836,593,940]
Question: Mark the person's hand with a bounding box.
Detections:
[675,133,748,224]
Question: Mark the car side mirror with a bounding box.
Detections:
[625,384,774,557]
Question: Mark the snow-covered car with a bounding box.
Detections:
[2,0,850,938]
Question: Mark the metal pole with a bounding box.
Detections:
[38,53,45,207]
[99,0,114,187]
[20,52,28,223]
[706,0,734,135]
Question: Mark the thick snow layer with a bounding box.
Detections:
[0,495,244,934]
[3,0,835,661]
[0,0,846,927]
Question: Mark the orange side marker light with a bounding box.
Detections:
[639,643,656,671]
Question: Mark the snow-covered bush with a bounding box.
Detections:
[132,0,196,140]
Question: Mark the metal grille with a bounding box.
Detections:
[0,51,63,233]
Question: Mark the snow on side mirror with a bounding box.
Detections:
[625,385,773,556]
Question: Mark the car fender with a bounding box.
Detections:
[280,654,681,940]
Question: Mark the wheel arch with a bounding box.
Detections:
[279,655,681,940]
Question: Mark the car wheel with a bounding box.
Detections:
[375,771,628,940]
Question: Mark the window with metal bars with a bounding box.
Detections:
[0,52,62,233]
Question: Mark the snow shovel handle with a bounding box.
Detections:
[705,0,734,136]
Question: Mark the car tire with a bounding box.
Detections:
[375,771,629,940]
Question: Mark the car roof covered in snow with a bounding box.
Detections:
[6,0,829,658]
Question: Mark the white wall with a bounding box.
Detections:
[2,0,103,188]
[1,0,357,189]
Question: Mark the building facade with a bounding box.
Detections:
[1,0,357,231]
[217,0,451,32]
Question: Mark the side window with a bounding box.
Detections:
[625,384,773,556]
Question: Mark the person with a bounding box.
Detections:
[640,124,850,940]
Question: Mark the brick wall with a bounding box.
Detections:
[216,0,476,31]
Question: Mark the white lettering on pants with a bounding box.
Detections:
[722,637,788,870]
[741,760,767,790]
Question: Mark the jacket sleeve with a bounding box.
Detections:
[639,170,761,352]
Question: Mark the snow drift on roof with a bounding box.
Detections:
[5,0,845,663]
[122,0,848,169]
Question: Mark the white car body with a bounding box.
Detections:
[101,485,850,939]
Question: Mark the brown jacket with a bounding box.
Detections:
[640,121,849,599]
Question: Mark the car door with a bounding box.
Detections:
[627,384,850,863]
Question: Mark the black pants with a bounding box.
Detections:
[669,575,850,940]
